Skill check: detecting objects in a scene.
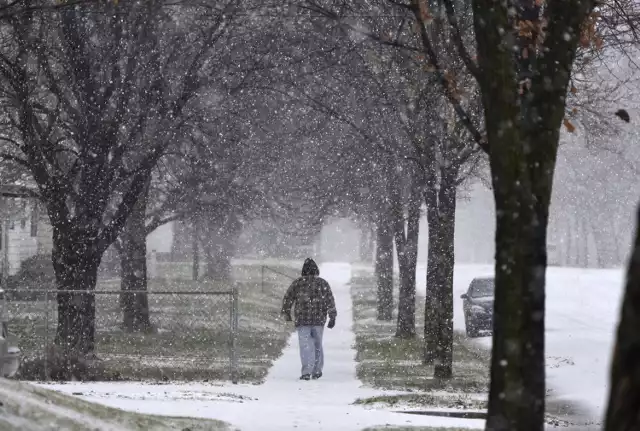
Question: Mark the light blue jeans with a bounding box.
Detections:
[297,326,324,376]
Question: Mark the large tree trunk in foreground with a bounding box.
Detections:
[604,204,640,431]
[53,229,101,359]
[396,182,421,338]
[486,174,549,431]
[471,0,592,427]
[118,183,152,333]
[375,216,394,321]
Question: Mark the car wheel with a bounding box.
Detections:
[465,316,480,338]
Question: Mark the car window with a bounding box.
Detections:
[470,279,494,297]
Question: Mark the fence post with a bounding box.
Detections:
[230,283,239,384]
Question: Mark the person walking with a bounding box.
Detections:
[281,258,337,380]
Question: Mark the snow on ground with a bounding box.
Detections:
[40,262,483,431]
[415,263,623,423]
[0,378,230,430]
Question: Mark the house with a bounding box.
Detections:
[0,185,51,278]
[0,183,174,280]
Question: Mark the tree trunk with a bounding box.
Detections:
[423,220,439,364]
[118,181,152,333]
[118,242,152,333]
[611,218,623,266]
[359,222,375,263]
[566,216,575,266]
[592,219,609,268]
[574,216,583,267]
[202,214,241,282]
[192,221,199,281]
[422,160,458,372]
[396,182,421,338]
[604,204,640,431]
[52,229,101,360]
[204,243,232,281]
[485,161,551,430]
[582,216,591,267]
[171,221,192,262]
[375,217,394,321]
[433,173,456,379]
[471,0,592,424]
[422,135,440,364]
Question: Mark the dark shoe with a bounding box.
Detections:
[300,374,311,380]
[311,372,322,380]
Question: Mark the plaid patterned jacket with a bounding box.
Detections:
[281,276,337,327]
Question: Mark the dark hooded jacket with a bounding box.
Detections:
[282,258,337,327]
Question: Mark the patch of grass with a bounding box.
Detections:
[0,378,233,431]
[355,393,485,410]
[351,276,489,394]
[11,263,294,383]
[354,333,489,392]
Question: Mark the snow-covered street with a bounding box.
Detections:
[41,262,484,431]
[440,264,624,422]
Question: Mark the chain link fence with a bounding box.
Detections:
[260,265,297,291]
[4,286,239,383]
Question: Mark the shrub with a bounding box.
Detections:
[5,254,55,301]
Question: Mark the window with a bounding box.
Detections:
[30,203,38,237]
[470,278,495,298]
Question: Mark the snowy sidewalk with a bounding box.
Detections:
[40,262,483,430]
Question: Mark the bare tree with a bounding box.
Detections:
[0,0,249,367]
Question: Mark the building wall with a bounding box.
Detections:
[0,200,44,276]
[36,217,53,255]
[1,220,38,276]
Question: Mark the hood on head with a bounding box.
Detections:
[301,258,319,276]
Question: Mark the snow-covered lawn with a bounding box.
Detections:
[13,266,292,382]
[38,262,484,431]
[0,378,232,430]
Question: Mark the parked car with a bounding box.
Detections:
[461,277,494,338]
[0,289,20,378]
